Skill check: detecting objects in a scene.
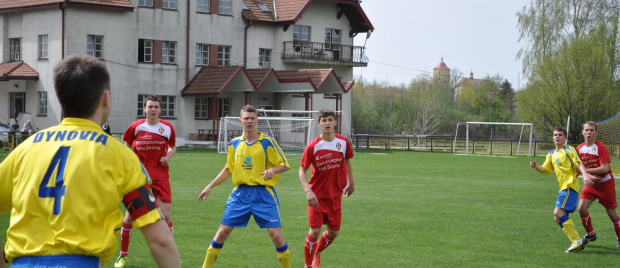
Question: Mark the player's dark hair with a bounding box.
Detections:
[53,55,110,118]
[553,126,567,137]
[240,104,257,115]
[318,108,336,120]
[584,121,598,131]
[144,95,161,108]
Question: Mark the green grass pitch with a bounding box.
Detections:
[1,148,620,267]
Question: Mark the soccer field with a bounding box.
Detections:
[1,149,620,267]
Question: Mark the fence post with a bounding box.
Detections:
[490,140,493,155]
[367,136,370,149]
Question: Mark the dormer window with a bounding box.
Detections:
[243,2,250,11]
[256,2,270,12]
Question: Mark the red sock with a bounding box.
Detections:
[119,222,133,257]
[316,231,334,253]
[168,221,174,236]
[580,212,595,235]
[612,217,620,239]
[304,234,318,265]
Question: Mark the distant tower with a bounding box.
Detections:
[433,57,450,83]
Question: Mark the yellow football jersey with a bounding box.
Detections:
[226,132,289,186]
[0,118,162,264]
[541,145,582,193]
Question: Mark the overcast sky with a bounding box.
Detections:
[353,0,531,90]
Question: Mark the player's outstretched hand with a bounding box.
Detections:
[529,158,537,168]
[306,190,319,208]
[260,169,274,180]
[343,185,355,197]
[197,187,212,203]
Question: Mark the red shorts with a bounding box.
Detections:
[308,197,342,231]
[580,178,617,209]
[149,179,172,203]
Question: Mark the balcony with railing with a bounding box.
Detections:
[281,41,368,67]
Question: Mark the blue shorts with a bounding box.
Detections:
[556,189,579,213]
[221,185,282,228]
[11,255,100,268]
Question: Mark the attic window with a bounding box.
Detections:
[243,2,250,11]
[256,2,270,12]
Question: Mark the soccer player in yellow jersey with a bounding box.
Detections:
[530,126,596,253]
[197,105,292,268]
[0,55,180,267]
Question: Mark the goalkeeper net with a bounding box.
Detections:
[453,122,533,158]
[590,112,620,175]
[217,109,352,156]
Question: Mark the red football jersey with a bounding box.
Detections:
[301,134,354,199]
[123,119,176,181]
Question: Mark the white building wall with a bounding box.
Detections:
[0,0,364,138]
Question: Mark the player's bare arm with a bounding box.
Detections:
[343,159,355,197]
[578,162,597,185]
[160,145,177,167]
[585,162,610,176]
[261,165,290,180]
[197,168,232,202]
[298,166,318,208]
[140,220,181,267]
[529,159,547,174]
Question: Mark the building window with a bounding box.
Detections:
[196,43,209,66]
[219,0,232,15]
[195,97,208,119]
[218,46,231,66]
[87,35,104,59]
[38,91,47,116]
[256,2,270,12]
[163,0,176,9]
[324,93,339,99]
[137,94,148,116]
[139,0,153,7]
[161,96,176,118]
[197,0,210,12]
[139,39,153,63]
[38,35,48,59]
[293,25,311,47]
[9,38,21,61]
[324,28,341,50]
[162,41,177,64]
[219,98,230,117]
[259,48,271,68]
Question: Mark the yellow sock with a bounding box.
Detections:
[561,218,580,241]
[277,249,291,268]
[202,246,221,268]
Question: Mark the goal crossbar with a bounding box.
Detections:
[454,122,533,158]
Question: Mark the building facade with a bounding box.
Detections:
[0,0,373,143]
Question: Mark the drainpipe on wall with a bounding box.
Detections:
[59,3,66,59]
[243,21,252,67]
[186,0,190,84]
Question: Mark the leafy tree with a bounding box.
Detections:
[517,34,618,140]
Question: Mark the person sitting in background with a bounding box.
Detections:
[21,120,33,135]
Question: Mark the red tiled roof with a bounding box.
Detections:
[0,0,133,13]
[184,67,350,95]
[274,0,307,22]
[242,0,276,22]
[245,68,278,88]
[433,58,450,70]
[181,66,254,95]
[244,0,374,33]
[0,61,39,81]
[276,68,347,92]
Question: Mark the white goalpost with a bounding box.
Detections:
[453,122,533,158]
[217,109,352,156]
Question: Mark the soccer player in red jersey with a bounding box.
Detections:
[115,95,177,268]
[299,108,355,268]
[577,121,620,247]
